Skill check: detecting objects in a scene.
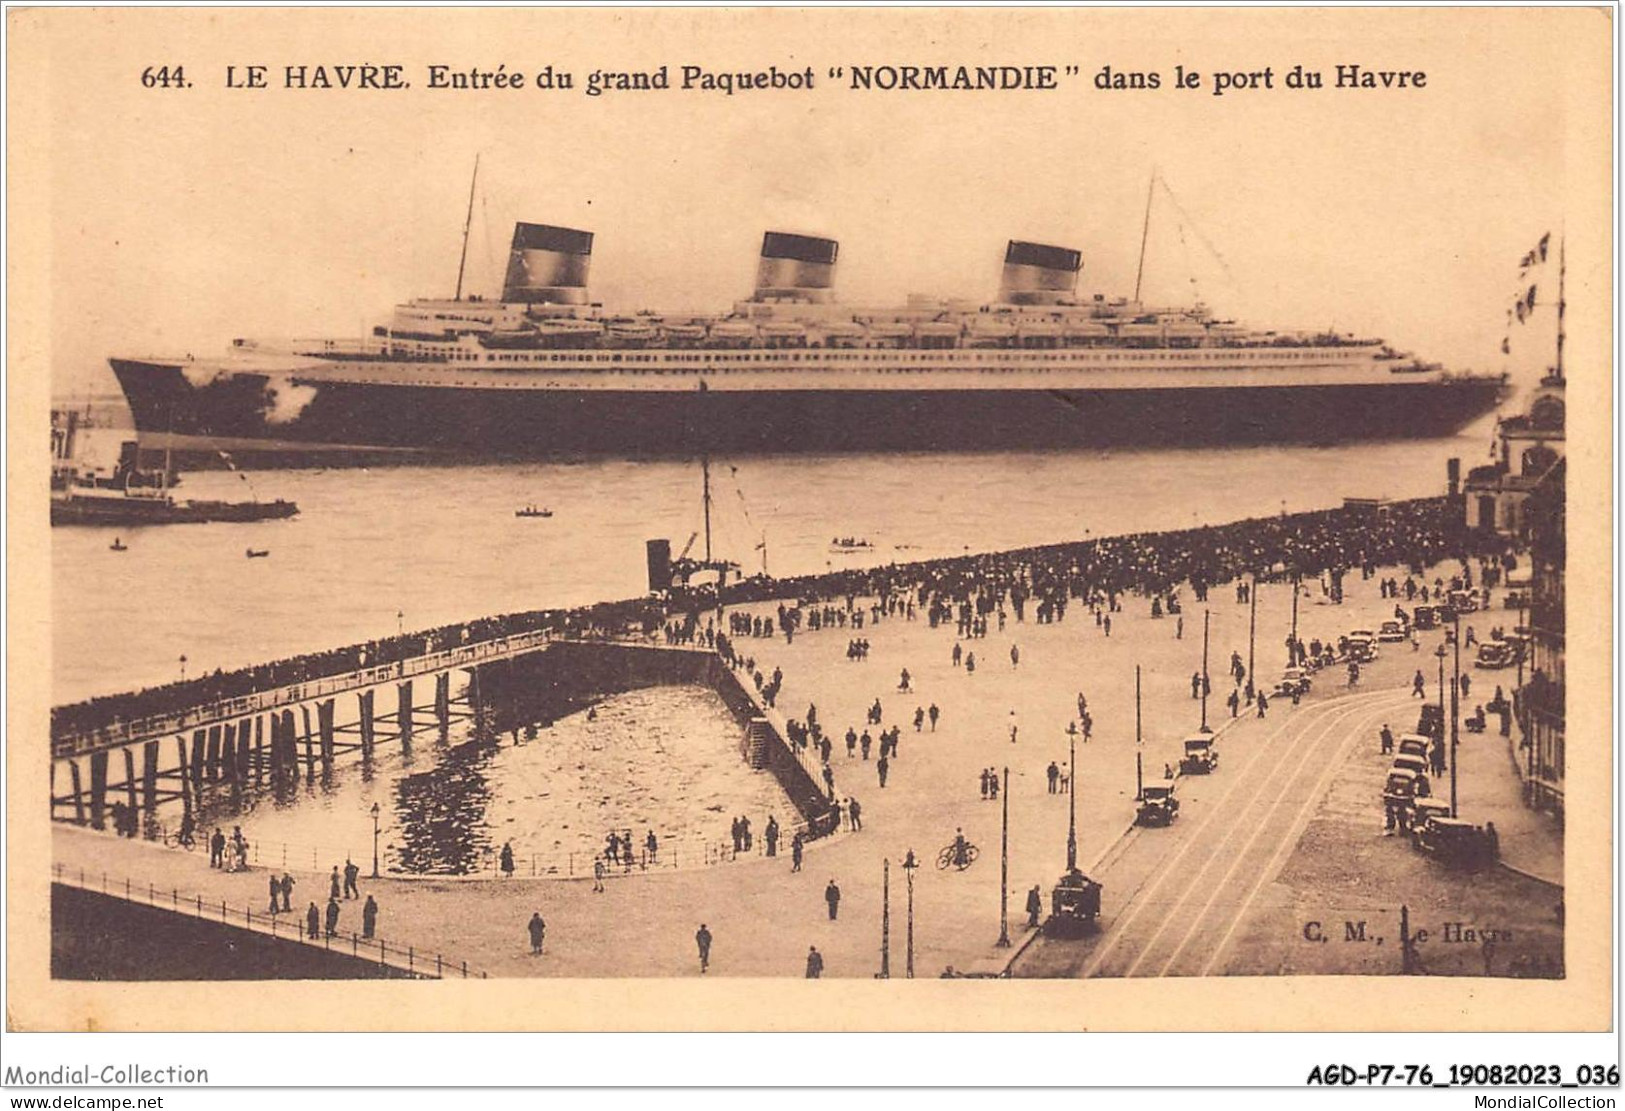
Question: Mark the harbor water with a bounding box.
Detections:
[51,412,1496,875]
[53,418,1498,704]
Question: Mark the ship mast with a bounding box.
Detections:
[454,154,481,302]
[1133,168,1157,304]
[702,453,713,564]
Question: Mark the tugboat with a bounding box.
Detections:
[51,439,299,527]
[515,505,554,518]
[246,548,270,559]
[830,536,874,553]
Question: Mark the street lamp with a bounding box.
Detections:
[1450,613,1461,817]
[996,766,1011,948]
[179,654,188,682]
[1066,725,1078,871]
[1245,576,1257,703]
[901,849,919,979]
[396,610,404,637]
[370,802,381,878]
[880,858,891,978]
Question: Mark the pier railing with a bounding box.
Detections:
[51,862,487,979]
[51,628,562,759]
[136,821,812,882]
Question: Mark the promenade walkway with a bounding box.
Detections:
[56,554,1517,979]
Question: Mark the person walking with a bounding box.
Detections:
[527,912,546,954]
[343,858,360,899]
[928,704,939,731]
[362,894,378,939]
[1026,885,1043,929]
[210,827,226,869]
[306,902,321,940]
[593,859,606,893]
[848,797,862,831]
[845,727,857,758]
[1010,644,1020,668]
[1227,688,1240,718]
[324,895,340,938]
[790,831,804,872]
[825,880,842,921]
[695,924,713,973]
[876,754,889,788]
[280,873,295,912]
[330,866,342,902]
[1413,670,1426,698]
[500,841,515,878]
[268,874,281,914]
[1047,761,1060,794]
[1380,725,1395,755]
[1257,692,1269,719]
[765,816,780,857]
[805,945,824,979]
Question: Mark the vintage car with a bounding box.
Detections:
[1136,782,1180,827]
[1378,619,1409,642]
[1503,590,1529,610]
[1504,630,1533,659]
[1382,767,1421,807]
[1178,734,1219,775]
[1416,703,1445,741]
[1415,817,1496,869]
[1047,868,1103,936]
[1346,630,1379,662]
[1397,734,1432,760]
[1474,641,1518,670]
[1274,667,1312,698]
[1409,797,1453,841]
[1447,589,1480,614]
[1411,605,1441,630]
[1392,754,1429,778]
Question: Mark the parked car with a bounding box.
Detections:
[1474,641,1518,669]
[1347,630,1379,662]
[1178,734,1219,775]
[1136,783,1180,827]
[1383,767,1421,807]
[1408,798,1453,843]
[1447,589,1479,614]
[1415,817,1496,869]
[1397,734,1431,759]
[1378,619,1409,642]
[1412,605,1441,630]
[1392,754,1429,777]
[1047,868,1103,936]
[1274,668,1312,698]
[1416,704,1445,740]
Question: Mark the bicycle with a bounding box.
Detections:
[160,822,198,852]
[936,840,979,871]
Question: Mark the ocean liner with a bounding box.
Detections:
[109,211,1505,464]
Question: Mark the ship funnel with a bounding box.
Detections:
[502,223,593,305]
[999,240,1082,305]
[753,231,838,303]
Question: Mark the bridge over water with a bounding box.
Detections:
[50,625,835,849]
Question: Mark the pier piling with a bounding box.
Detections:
[358,690,375,761]
[397,681,414,759]
[141,740,159,823]
[318,699,336,772]
[70,759,85,825]
[88,750,108,830]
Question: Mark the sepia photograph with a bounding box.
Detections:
[4,4,1613,1052]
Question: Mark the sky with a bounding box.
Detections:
[18,7,1607,403]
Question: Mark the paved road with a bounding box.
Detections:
[1012,682,1416,978]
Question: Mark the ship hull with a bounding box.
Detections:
[110,358,1505,466]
